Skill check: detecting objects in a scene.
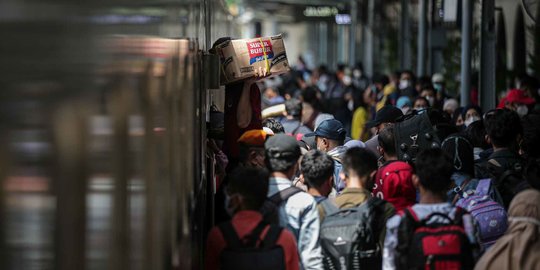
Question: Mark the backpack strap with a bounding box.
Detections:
[475,178,492,197]
[260,224,283,249]
[244,220,269,248]
[402,207,420,223]
[219,222,243,249]
[319,198,339,216]
[451,177,473,205]
[260,186,303,216]
[291,122,302,135]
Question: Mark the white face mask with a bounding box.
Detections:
[516,105,529,117]
[353,70,362,78]
[342,75,352,86]
[399,80,410,89]
[464,116,481,127]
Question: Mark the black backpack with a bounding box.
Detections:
[218,221,285,270]
[260,186,303,224]
[396,207,476,270]
[319,197,386,270]
[394,110,441,163]
[488,159,530,208]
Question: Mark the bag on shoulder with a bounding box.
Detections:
[455,179,508,250]
[319,197,386,270]
[219,221,285,270]
[394,110,441,163]
[489,160,530,208]
[396,207,475,270]
[260,186,302,224]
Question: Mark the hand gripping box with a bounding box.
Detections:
[214,34,290,85]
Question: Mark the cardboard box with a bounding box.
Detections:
[215,34,290,85]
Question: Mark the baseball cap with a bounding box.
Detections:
[304,119,346,141]
[238,129,268,147]
[265,134,301,159]
[365,105,404,128]
[506,89,535,105]
[432,73,444,84]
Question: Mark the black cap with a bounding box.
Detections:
[365,105,403,128]
[265,134,301,160]
[304,119,346,141]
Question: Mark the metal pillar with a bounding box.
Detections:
[349,0,358,67]
[480,0,496,110]
[400,0,412,70]
[461,0,472,106]
[417,0,427,76]
[365,0,375,77]
[338,25,345,63]
[319,22,328,65]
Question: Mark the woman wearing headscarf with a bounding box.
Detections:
[474,189,540,270]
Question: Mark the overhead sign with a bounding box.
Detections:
[303,6,339,17]
[335,14,351,25]
[295,4,349,22]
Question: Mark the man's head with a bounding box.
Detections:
[285,98,303,119]
[420,85,436,106]
[377,125,397,161]
[238,130,269,168]
[432,73,445,93]
[225,167,269,214]
[305,119,346,152]
[265,134,301,177]
[340,147,378,189]
[485,109,523,149]
[413,96,430,110]
[464,120,490,149]
[414,148,453,196]
[365,105,403,134]
[301,150,335,197]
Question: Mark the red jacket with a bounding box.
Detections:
[372,161,416,212]
[205,210,299,270]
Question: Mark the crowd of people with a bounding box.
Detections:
[204,59,540,270]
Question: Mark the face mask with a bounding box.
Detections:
[342,75,352,86]
[353,70,362,78]
[433,83,443,92]
[399,80,410,89]
[464,116,480,127]
[516,105,529,117]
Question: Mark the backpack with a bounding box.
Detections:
[455,179,508,251]
[260,186,303,224]
[396,207,476,270]
[218,221,285,270]
[319,197,386,270]
[488,158,530,208]
[394,110,441,163]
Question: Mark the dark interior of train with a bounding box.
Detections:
[0,0,231,269]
